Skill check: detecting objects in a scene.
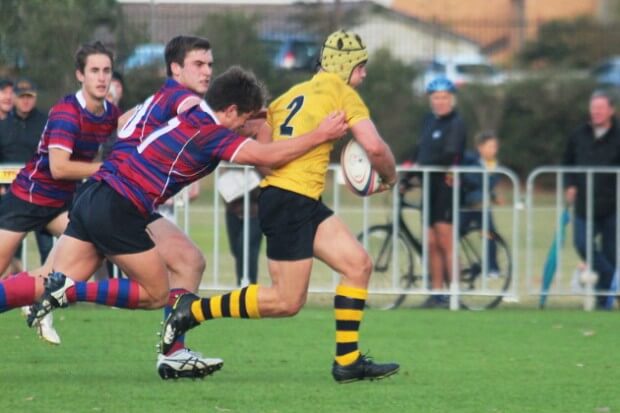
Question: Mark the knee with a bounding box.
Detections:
[342,251,372,285]
[184,246,206,275]
[168,243,206,278]
[274,295,307,316]
[144,289,169,309]
[360,252,373,279]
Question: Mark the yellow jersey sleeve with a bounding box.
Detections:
[261,72,370,199]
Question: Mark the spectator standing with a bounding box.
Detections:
[0,78,54,270]
[460,131,502,277]
[563,90,620,310]
[408,76,466,308]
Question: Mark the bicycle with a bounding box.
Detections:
[358,195,512,310]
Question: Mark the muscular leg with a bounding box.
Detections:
[147,217,205,352]
[0,229,27,276]
[147,217,205,291]
[312,215,371,366]
[48,235,169,310]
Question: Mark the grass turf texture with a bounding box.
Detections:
[1,305,618,413]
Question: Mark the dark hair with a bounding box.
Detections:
[165,35,211,77]
[206,66,266,115]
[475,130,498,146]
[590,89,616,107]
[0,78,13,90]
[74,41,114,73]
[112,71,124,87]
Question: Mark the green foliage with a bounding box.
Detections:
[519,16,620,68]
[0,0,142,109]
[194,13,272,79]
[122,68,166,110]
[359,48,424,162]
[193,12,315,100]
[457,84,506,140]
[498,76,595,177]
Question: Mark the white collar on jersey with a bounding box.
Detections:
[199,100,219,125]
[75,89,108,114]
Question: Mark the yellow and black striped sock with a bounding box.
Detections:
[190,285,261,322]
[334,285,368,366]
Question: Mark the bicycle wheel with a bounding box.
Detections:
[457,228,512,310]
[358,225,419,310]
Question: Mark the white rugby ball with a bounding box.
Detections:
[340,139,381,196]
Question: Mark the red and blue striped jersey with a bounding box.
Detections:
[10,91,119,207]
[96,78,198,179]
[101,102,249,215]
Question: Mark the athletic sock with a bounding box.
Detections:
[191,284,261,322]
[165,288,189,355]
[334,285,368,366]
[0,272,36,313]
[66,278,140,308]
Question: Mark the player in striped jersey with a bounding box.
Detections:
[16,67,346,377]
[96,35,219,378]
[0,41,119,344]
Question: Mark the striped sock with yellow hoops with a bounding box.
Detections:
[334,285,368,366]
[190,284,261,322]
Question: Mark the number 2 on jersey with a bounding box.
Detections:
[279,95,304,136]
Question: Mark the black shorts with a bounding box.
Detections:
[65,181,155,255]
[427,174,454,225]
[0,191,67,232]
[258,186,333,260]
[146,212,163,224]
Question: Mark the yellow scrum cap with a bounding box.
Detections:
[320,30,368,83]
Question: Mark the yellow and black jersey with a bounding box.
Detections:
[260,72,370,199]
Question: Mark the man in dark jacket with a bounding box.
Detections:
[563,90,620,309]
[0,78,54,270]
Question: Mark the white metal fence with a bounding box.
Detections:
[525,167,620,310]
[4,162,619,310]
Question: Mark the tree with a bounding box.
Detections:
[519,16,620,69]
[359,48,423,162]
[0,0,140,108]
[497,76,595,178]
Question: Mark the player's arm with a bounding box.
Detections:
[233,111,347,168]
[240,114,271,176]
[177,95,203,115]
[350,119,397,188]
[117,107,136,131]
[49,148,102,180]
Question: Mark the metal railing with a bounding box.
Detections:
[525,166,620,310]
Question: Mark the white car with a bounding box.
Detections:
[414,55,505,93]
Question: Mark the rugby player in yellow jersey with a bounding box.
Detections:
[161,30,399,383]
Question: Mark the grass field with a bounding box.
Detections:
[1,305,618,413]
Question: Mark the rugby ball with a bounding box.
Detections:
[340,139,381,196]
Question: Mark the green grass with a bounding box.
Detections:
[1,305,618,413]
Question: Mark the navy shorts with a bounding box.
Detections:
[0,191,67,232]
[65,181,155,255]
[258,186,333,260]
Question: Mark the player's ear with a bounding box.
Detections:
[75,69,85,84]
[225,104,239,118]
[170,61,182,78]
